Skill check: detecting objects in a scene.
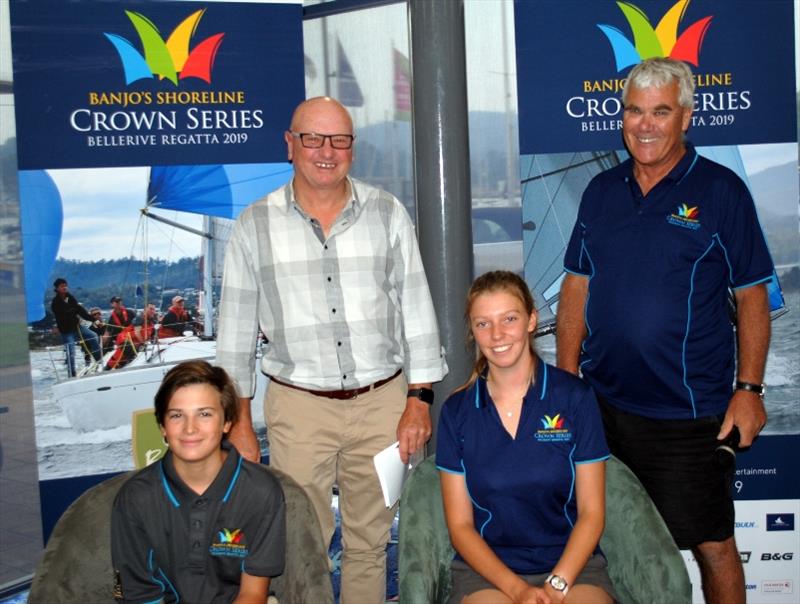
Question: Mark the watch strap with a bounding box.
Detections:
[545,573,569,595]
[735,381,765,397]
[407,387,434,405]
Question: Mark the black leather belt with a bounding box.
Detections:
[269,368,401,400]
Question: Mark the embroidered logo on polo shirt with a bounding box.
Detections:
[535,414,572,442]
[209,527,248,558]
[667,203,701,230]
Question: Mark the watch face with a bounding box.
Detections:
[549,575,567,591]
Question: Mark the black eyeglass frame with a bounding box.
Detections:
[288,131,356,149]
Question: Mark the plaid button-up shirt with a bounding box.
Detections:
[216,177,447,397]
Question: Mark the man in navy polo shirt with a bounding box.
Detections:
[557,58,772,604]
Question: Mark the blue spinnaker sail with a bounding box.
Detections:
[20,170,63,323]
[147,163,293,219]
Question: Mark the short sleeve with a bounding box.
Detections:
[111,484,166,604]
[435,393,466,474]
[571,384,609,464]
[716,179,773,290]
[241,468,287,578]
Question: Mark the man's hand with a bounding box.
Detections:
[397,396,431,464]
[228,419,261,462]
[718,389,766,448]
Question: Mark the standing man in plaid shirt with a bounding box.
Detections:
[216,96,447,604]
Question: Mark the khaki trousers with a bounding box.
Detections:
[265,373,407,604]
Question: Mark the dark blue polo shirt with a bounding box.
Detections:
[563,143,773,420]
[436,360,609,574]
[112,441,286,604]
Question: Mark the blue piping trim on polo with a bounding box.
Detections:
[579,243,596,370]
[563,444,577,528]
[682,239,717,418]
[436,465,464,475]
[462,459,492,537]
[575,454,610,465]
[222,456,243,503]
[712,233,735,284]
[675,152,699,185]
[732,275,772,290]
[539,363,548,400]
[159,462,180,508]
[147,549,164,592]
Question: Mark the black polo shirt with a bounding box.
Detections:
[112,441,285,604]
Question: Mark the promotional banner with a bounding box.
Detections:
[514,1,799,601]
[515,0,797,154]
[9,0,304,541]
[10,1,303,169]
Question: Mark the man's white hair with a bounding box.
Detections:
[622,57,695,109]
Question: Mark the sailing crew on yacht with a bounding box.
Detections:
[105,296,137,370]
[50,277,102,377]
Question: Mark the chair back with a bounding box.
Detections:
[397,455,692,604]
[28,467,333,604]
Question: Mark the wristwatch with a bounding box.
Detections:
[735,381,765,398]
[407,387,434,405]
[545,573,569,596]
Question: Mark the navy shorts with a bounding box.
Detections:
[448,554,617,604]
[599,399,735,549]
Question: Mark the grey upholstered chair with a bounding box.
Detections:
[398,455,692,604]
[28,468,333,604]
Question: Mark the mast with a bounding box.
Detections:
[201,217,214,337]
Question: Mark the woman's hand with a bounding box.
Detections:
[511,584,551,604]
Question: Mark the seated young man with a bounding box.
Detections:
[112,360,286,604]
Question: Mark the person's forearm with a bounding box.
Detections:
[449,524,530,601]
[734,284,770,385]
[548,509,604,590]
[556,274,589,375]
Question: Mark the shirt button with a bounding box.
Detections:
[332,308,336,313]
[193,541,201,549]
[193,520,202,528]
[343,374,347,379]
[337,341,342,346]
[327,276,332,282]
[324,244,328,250]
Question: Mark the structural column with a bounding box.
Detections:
[408,0,473,448]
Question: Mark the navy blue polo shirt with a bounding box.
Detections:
[112,441,286,604]
[436,360,609,574]
[564,143,773,420]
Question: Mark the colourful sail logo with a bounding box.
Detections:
[104,9,224,86]
[218,528,243,544]
[540,414,564,430]
[677,203,699,219]
[597,0,713,72]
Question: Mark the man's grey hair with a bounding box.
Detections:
[622,57,695,109]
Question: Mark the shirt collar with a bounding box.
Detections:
[284,176,361,217]
[475,357,546,408]
[621,140,698,186]
[160,440,243,507]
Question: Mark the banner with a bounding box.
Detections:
[10,1,304,169]
[515,2,799,601]
[9,0,304,543]
[514,0,797,154]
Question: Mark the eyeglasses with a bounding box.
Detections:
[289,131,355,150]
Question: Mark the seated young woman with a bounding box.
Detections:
[436,271,616,604]
[111,360,286,604]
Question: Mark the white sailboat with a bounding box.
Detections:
[50,163,292,432]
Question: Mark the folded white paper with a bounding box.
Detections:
[373,441,424,508]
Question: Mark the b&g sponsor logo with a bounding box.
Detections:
[760,552,794,561]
